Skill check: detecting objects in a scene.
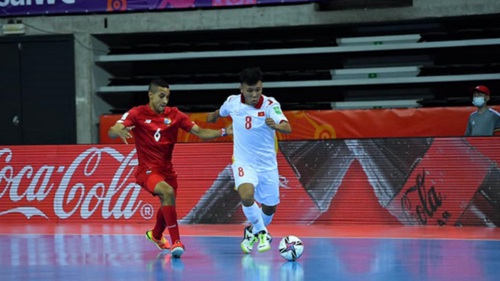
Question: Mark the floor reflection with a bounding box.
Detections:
[1,235,499,281]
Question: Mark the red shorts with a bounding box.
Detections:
[136,169,178,197]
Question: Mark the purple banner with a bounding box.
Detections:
[0,0,315,17]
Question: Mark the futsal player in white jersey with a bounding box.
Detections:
[207,67,292,253]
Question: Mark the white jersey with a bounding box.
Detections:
[219,94,288,171]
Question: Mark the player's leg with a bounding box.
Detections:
[261,205,276,227]
[152,208,167,237]
[254,168,280,252]
[151,174,185,258]
[238,183,268,253]
[233,163,268,253]
[137,171,171,251]
[240,205,275,252]
[145,208,170,250]
[243,204,275,244]
[238,183,267,234]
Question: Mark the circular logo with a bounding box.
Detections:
[107,0,127,11]
[140,203,154,219]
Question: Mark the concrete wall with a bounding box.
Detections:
[1,0,499,144]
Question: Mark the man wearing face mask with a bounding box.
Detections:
[464,85,500,136]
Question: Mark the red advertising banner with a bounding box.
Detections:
[0,145,155,223]
[1,137,499,226]
[99,106,500,144]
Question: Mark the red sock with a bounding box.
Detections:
[161,206,180,243]
[152,208,166,240]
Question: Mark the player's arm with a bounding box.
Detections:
[190,124,230,139]
[226,123,233,135]
[265,119,292,134]
[108,123,135,144]
[265,102,291,134]
[206,109,222,123]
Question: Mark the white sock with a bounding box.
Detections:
[242,203,266,234]
[261,209,274,226]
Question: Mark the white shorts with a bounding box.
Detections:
[231,162,280,206]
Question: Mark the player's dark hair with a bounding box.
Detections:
[149,79,170,93]
[240,67,263,86]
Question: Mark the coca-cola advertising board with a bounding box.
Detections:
[0,145,154,223]
[1,137,499,226]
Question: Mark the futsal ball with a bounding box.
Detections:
[279,235,304,261]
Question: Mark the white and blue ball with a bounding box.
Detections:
[278,235,304,261]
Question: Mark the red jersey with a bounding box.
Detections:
[118,105,194,175]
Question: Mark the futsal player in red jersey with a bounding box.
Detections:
[108,78,228,258]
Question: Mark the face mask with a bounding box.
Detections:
[472,96,485,107]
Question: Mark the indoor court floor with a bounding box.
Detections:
[1,224,500,281]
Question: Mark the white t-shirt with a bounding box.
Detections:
[219,94,288,171]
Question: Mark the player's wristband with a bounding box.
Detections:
[220,128,227,137]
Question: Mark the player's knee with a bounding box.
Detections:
[237,184,255,205]
[262,205,277,215]
[155,182,175,200]
[241,197,255,207]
